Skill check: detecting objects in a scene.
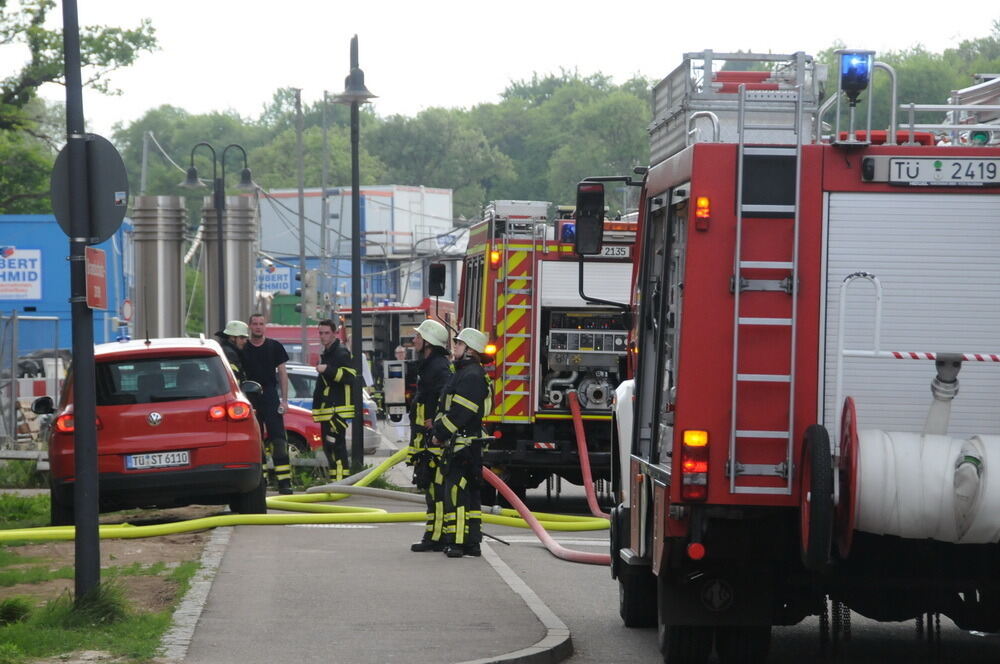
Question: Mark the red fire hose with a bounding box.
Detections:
[567,391,612,519]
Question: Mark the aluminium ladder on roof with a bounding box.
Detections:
[727,83,806,496]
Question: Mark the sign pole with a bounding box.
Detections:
[60,0,100,600]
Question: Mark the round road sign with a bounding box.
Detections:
[50,133,129,244]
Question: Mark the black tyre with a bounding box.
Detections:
[800,424,833,571]
[229,475,267,514]
[49,482,74,526]
[657,574,713,663]
[285,432,309,458]
[619,570,657,628]
[714,625,772,664]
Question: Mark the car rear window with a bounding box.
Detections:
[287,372,316,400]
[96,355,229,405]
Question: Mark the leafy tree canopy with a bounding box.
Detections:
[0,0,157,134]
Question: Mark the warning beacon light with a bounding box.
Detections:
[838,50,874,107]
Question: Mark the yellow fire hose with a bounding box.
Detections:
[0,447,608,542]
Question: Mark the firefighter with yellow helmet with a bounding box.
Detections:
[429,327,492,558]
[407,318,454,552]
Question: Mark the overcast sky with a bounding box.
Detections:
[3,0,993,138]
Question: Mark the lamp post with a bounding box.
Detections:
[333,35,376,472]
[181,143,254,334]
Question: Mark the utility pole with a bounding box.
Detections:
[321,91,330,317]
[295,89,307,360]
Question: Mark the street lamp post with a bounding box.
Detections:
[182,143,253,334]
[333,35,376,473]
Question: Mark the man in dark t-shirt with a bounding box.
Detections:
[244,313,292,494]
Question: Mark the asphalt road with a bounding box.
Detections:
[499,487,1000,664]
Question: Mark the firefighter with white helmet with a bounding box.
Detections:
[430,327,492,557]
[408,318,454,552]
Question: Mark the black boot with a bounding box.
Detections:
[277,479,293,495]
[445,545,465,558]
[411,539,444,552]
[463,544,481,557]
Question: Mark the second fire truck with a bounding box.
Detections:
[457,200,635,497]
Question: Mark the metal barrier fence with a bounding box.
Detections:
[0,312,62,449]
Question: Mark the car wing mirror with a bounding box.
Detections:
[31,396,54,415]
[241,380,263,396]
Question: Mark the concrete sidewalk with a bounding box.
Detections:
[160,431,573,664]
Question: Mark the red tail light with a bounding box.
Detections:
[54,414,102,433]
[208,405,227,420]
[681,429,708,501]
[227,401,253,420]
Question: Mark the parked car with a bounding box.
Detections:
[33,337,267,526]
[284,363,381,452]
[281,402,378,456]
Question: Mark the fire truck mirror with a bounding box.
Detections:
[428,263,446,297]
[575,181,605,255]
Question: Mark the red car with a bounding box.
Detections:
[33,337,267,526]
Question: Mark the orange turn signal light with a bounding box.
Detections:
[489,250,502,266]
[695,196,710,219]
[683,430,709,447]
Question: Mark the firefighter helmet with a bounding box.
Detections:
[454,327,488,354]
[414,319,449,349]
[222,320,249,337]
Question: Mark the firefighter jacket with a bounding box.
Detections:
[311,339,357,422]
[411,347,453,430]
[432,356,490,449]
[217,335,247,383]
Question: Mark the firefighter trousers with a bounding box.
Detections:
[321,416,349,482]
[439,442,482,548]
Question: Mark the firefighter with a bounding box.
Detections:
[407,319,454,552]
[430,327,491,558]
[312,318,357,482]
[215,320,250,382]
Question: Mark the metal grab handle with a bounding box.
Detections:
[833,272,882,451]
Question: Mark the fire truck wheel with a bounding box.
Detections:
[655,574,713,662]
[714,625,771,664]
[619,570,657,628]
[799,424,833,571]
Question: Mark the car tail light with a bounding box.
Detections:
[681,429,708,501]
[54,414,102,433]
[208,405,227,420]
[227,401,253,420]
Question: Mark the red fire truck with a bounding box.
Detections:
[457,200,635,497]
[575,51,1000,662]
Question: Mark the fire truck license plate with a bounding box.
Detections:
[125,450,190,470]
[888,158,1000,186]
[599,245,631,258]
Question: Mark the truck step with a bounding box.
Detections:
[739,261,793,270]
[735,429,790,439]
[738,317,792,326]
[736,373,791,383]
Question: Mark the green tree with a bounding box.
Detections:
[547,91,649,214]
[366,108,515,219]
[249,123,385,191]
[0,0,157,133]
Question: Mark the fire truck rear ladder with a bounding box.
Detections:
[495,226,540,417]
[728,85,805,495]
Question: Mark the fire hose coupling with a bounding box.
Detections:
[931,354,964,402]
